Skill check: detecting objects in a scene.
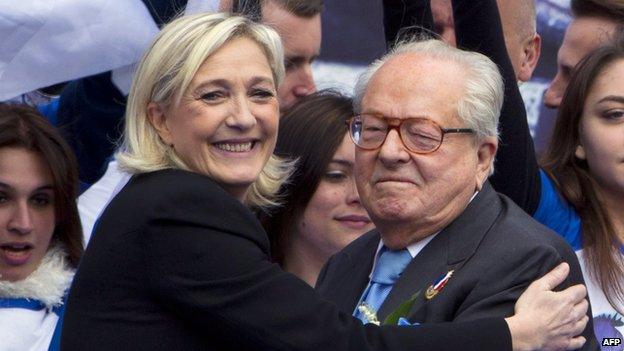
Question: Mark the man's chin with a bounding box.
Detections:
[369,196,420,220]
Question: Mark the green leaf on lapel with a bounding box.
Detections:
[382,289,422,325]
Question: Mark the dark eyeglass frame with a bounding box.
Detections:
[346,114,475,154]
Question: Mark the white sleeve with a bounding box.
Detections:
[78,160,131,246]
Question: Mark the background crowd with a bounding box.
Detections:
[1,0,622,350]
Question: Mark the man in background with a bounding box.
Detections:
[261,0,320,109]
[428,0,541,82]
[543,0,623,109]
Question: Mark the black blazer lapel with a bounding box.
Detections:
[377,182,503,322]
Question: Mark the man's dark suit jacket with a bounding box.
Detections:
[61,169,513,351]
[316,182,598,350]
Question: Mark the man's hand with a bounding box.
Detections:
[505,262,589,351]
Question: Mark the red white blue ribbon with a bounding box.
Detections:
[425,270,454,299]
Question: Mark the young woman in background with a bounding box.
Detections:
[538,38,624,340]
[264,90,374,286]
[0,103,83,350]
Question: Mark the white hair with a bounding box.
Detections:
[116,12,293,209]
[354,38,503,142]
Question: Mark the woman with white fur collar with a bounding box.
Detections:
[0,104,83,351]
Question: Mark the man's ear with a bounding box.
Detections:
[475,137,498,190]
[517,33,542,82]
[147,102,174,146]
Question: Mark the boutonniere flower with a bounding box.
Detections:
[357,302,381,325]
[356,289,422,326]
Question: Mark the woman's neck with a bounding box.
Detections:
[282,235,328,287]
[598,187,624,243]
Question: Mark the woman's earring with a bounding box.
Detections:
[574,144,586,160]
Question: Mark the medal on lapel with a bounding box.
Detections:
[425,270,454,300]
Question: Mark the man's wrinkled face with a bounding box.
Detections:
[355,54,497,249]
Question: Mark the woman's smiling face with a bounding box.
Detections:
[149,37,280,201]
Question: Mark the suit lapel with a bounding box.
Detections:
[377,182,503,322]
[329,231,380,314]
[377,232,449,320]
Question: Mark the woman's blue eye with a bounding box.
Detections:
[199,91,226,101]
[251,89,274,99]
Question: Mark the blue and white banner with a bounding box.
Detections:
[0,0,161,101]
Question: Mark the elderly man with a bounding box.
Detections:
[314,39,597,350]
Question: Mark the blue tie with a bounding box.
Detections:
[354,246,412,323]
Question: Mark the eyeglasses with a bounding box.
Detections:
[347,114,475,154]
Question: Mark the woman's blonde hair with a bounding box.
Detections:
[117,12,293,209]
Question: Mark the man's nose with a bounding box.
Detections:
[544,75,565,109]
[378,129,411,166]
[293,65,316,97]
